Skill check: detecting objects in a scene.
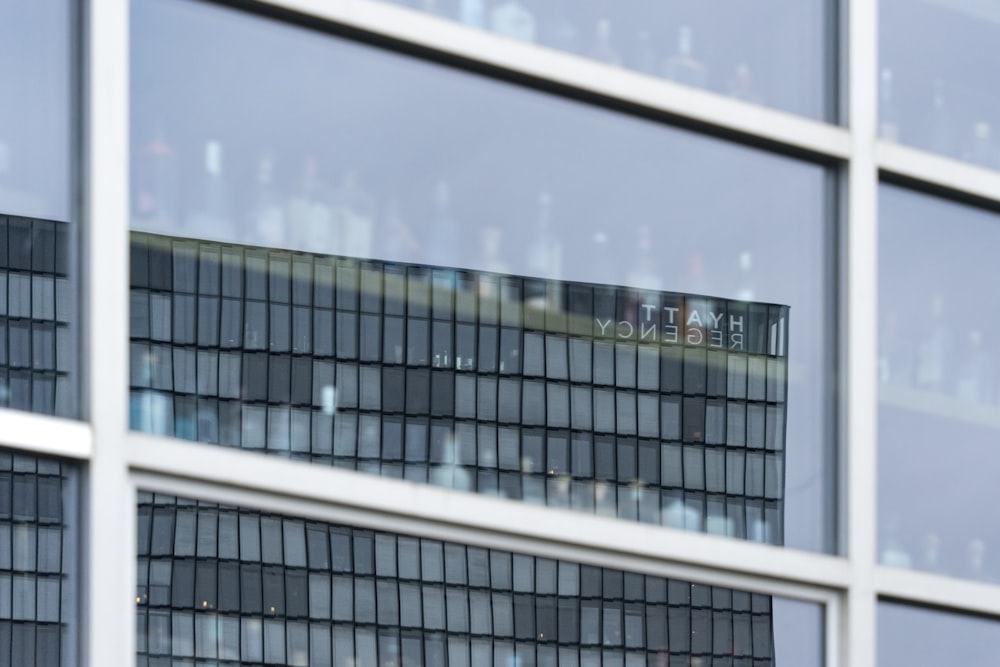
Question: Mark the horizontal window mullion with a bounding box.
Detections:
[877,565,1000,619]
[129,433,848,598]
[878,141,1000,205]
[0,406,92,459]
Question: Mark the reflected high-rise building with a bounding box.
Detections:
[129,232,790,665]
[0,216,73,416]
[138,492,782,666]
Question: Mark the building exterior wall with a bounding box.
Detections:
[2,0,1000,665]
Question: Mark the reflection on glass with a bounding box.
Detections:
[0,217,74,416]
[131,232,791,547]
[0,2,72,221]
[0,3,77,418]
[380,0,832,120]
[488,0,536,43]
[138,492,824,667]
[881,0,1000,169]
[879,603,1000,667]
[131,0,833,552]
[0,449,77,667]
[879,185,1000,581]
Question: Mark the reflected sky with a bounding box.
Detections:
[132,0,835,553]
[138,493,826,666]
[879,184,1000,581]
[879,603,1000,667]
[881,0,1000,169]
[0,1,72,221]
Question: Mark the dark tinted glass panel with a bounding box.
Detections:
[880,0,1000,169]
[0,217,75,416]
[131,0,834,552]
[0,2,77,417]
[879,602,1000,667]
[0,449,77,667]
[132,233,795,549]
[878,185,1000,581]
[137,492,824,666]
[382,0,834,120]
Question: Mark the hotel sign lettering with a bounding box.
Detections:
[562,283,788,358]
[596,304,748,349]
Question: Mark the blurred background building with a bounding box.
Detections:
[1,0,1000,665]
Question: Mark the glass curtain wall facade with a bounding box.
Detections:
[129,0,834,554]
[129,233,792,544]
[879,0,1000,168]
[5,0,1000,664]
[0,449,78,667]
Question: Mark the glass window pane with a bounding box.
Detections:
[879,602,1000,667]
[0,3,72,220]
[880,0,1000,169]
[879,184,1000,581]
[130,0,834,552]
[0,2,78,418]
[138,492,825,666]
[380,0,833,120]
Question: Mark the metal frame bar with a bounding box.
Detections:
[0,407,92,459]
[877,140,1000,203]
[876,567,1000,618]
[129,434,851,596]
[843,0,879,664]
[82,0,135,665]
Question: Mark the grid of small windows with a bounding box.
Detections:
[0,216,73,416]
[0,450,74,667]
[137,492,776,666]
[130,232,788,543]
